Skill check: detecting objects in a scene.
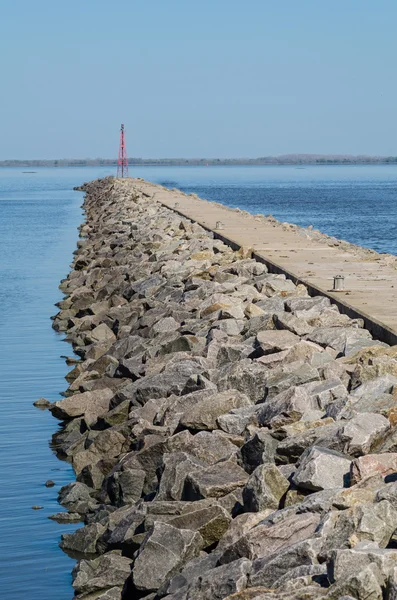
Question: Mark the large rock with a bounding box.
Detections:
[350,374,397,401]
[339,413,389,456]
[58,481,96,514]
[243,464,290,512]
[309,377,347,409]
[327,547,397,583]
[178,390,252,431]
[156,389,216,430]
[131,522,202,592]
[220,511,321,563]
[217,510,274,552]
[350,453,397,484]
[85,323,117,344]
[325,564,384,600]
[285,296,331,313]
[168,503,231,548]
[152,316,180,335]
[257,386,319,428]
[72,428,128,476]
[239,431,278,474]
[265,363,320,399]
[217,405,259,435]
[169,558,252,600]
[184,461,248,500]
[165,552,221,596]
[98,507,146,556]
[292,446,351,491]
[122,359,209,405]
[170,430,237,466]
[276,419,340,463]
[257,329,300,354]
[274,312,314,337]
[317,500,397,550]
[157,452,205,501]
[60,523,105,555]
[72,552,132,596]
[306,327,372,354]
[216,359,269,403]
[50,388,114,424]
[249,538,323,588]
[106,464,146,506]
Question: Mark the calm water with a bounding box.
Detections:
[0,167,111,600]
[145,164,397,255]
[1,164,397,600]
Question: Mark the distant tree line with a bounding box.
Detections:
[2,155,397,167]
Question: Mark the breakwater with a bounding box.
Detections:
[51,177,397,600]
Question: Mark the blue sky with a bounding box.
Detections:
[1,0,396,158]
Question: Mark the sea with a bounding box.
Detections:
[1,164,397,599]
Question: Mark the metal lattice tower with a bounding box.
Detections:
[116,124,129,178]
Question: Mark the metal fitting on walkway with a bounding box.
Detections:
[215,221,225,230]
[174,202,180,208]
[333,275,345,291]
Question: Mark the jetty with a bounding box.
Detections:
[49,177,397,600]
[135,179,397,345]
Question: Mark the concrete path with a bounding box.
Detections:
[133,179,397,344]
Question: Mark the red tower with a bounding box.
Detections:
[117,124,129,178]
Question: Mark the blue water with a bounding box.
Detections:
[0,167,111,600]
[1,164,397,600]
[142,164,397,255]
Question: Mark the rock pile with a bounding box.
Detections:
[50,177,397,600]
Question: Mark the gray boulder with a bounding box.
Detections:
[350,374,397,401]
[317,500,397,550]
[72,552,132,597]
[152,316,180,335]
[257,386,319,428]
[339,412,389,456]
[274,313,314,336]
[285,296,331,313]
[292,446,351,491]
[131,522,202,592]
[168,503,231,549]
[85,323,116,345]
[257,329,300,353]
[105,457,146,506]
[328,547,397,584]
[265,363,320,399]
[165,553,221,596]
[60,523,105,555]
[239,430,278,473]
[325,564,384,600]
[217,510,274,552]
[216,359,269,403]
[306,327,372,354]
[157,452,205,501]
[58,482,96,514]
[243,464,290,512]
[178,389,251,431]
[50,388,114,424]
[169,430,237,466]
[249,538,323,588]
[220,511,321,563]
[183,461,248,500]
[217,405,258,435]
[171,558,252,599]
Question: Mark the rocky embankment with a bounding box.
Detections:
[50,177,397,600]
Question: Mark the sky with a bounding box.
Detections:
[1,0,397,159]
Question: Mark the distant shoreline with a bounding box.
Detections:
[1,155,397,168]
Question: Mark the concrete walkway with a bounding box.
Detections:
[133,179,397,345]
